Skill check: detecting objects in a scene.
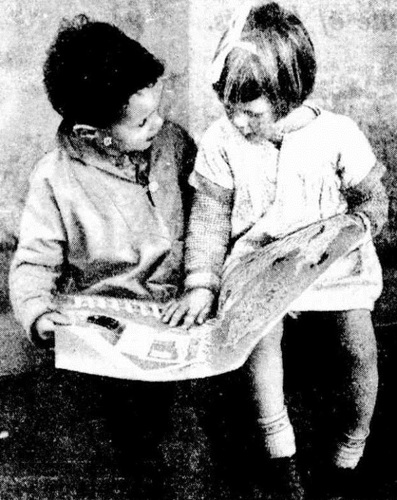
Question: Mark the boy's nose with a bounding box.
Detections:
[151,113,164,135]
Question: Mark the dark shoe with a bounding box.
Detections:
[260,456,306,500]
[309,463,365,500]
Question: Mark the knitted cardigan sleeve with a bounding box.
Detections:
[184,173,233,293]
[343,160,388,237]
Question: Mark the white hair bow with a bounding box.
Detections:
[210,0,269,84]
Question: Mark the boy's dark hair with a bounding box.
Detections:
[43,14,164,128]
[213,2,316,119]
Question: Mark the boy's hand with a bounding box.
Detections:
[162,288,215,329]
[33,311,72,347]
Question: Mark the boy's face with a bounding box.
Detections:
[110,80,164,152]
[225,96,279,144]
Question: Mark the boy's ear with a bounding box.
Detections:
[72,124,99,139]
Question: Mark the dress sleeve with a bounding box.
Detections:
[343,160,388,237]
[191,125,234,190]
[9,164,67,338]
[337,117,377,189]
[334,117,387,236]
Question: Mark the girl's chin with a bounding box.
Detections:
[244,133,265,144]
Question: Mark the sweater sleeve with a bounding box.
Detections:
[184,172,233,293]
[175,123,197,224]
[9,165,67,337]
[343,160,388,237]
[337,117,377,188]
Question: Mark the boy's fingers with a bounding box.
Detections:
[40,330,55,341]
[48,311,72,325]
[37,317,56,332]
[35,319,56,343]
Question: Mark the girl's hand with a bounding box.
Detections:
[33,311,72,347]
[162,288,215,329]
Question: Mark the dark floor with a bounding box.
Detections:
[1,267,397,499]
[0,316,397,500]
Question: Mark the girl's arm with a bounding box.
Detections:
[184,181,232,292]
[162,178,232,327]
[343,160,388,237]
[9,167,69,342]
[175,123,197,220]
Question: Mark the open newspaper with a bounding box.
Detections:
[55,214,365,381]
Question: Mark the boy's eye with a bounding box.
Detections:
[138,118,147,128]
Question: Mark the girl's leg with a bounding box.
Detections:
[248,322,305,499]
[332,309,378,469]
[248,321,296,458]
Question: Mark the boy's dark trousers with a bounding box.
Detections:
[99,377,176,498]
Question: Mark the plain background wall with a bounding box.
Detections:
[1,0,397,247]
[188,0,397,252]
[0,0,190,238]
[0,0,396,265]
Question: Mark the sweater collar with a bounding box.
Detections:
[57,121,163,182]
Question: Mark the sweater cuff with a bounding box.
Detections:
[184,271,221,292]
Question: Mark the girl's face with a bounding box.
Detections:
[225,96,279,144]
[110,80,164,152]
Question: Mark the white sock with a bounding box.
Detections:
[258,407,296,458]
[334,431,369,469]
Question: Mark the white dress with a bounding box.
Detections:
[190,107,382,311]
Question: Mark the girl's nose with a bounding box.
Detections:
[232,112,250,133]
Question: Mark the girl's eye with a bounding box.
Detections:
[225,105,235,115]
[138,118,147,128]
[225,107,236,119]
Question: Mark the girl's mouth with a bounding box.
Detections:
[244,132,261,143]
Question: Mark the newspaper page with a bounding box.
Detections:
[55,214,365,381]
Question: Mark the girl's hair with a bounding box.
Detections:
[213,2,316,119]
[43,14,164,128]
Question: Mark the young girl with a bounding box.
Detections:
[163,2,388,498]
[9,14,196,498]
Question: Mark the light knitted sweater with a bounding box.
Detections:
[10,121,196,337]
